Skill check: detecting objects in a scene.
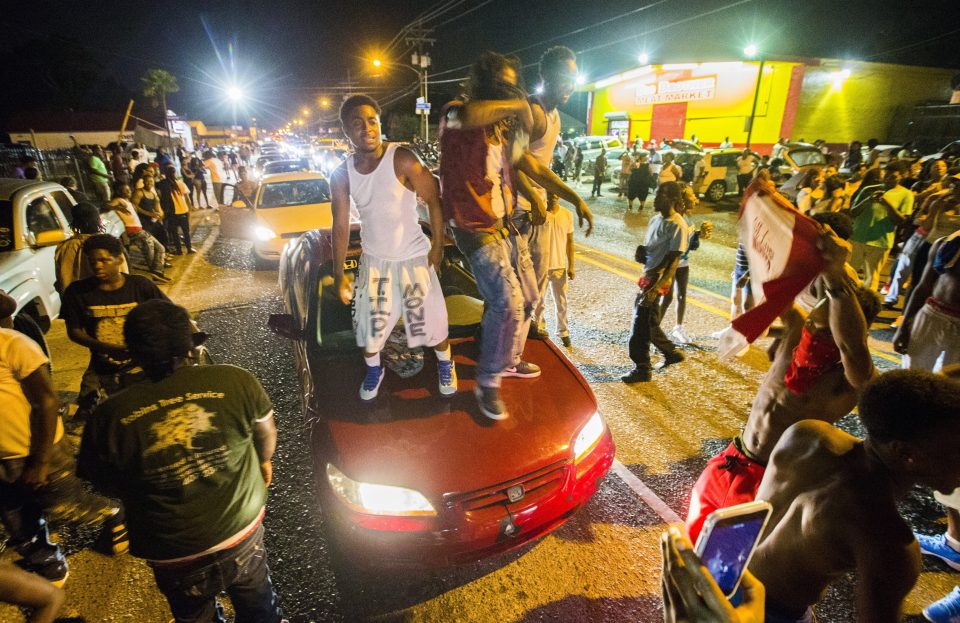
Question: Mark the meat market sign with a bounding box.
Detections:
[636,75,716,105]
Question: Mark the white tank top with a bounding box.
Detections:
[346,143,431,261]
[517,105,561,212]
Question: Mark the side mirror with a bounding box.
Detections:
[268,313,304,340]
[31,230,66,247]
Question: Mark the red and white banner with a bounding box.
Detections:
[718,181,824,359]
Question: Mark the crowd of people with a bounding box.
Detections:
[3,39,960,623]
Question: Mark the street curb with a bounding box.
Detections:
[166,220,221,305]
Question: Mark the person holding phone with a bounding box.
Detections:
[748,370,960,622]
[686,226,880,542]
[661,525,764,623]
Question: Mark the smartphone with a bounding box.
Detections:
[693,500,772,598]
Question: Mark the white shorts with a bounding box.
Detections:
[353,253,448,353]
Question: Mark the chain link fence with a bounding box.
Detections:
[0,145,91,192]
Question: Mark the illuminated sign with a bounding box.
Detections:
[636,75,717,105]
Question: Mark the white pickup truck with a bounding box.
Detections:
[0,179,122,347]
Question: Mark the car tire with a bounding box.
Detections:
[706,180,727,202]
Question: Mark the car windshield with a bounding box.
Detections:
[258,179,331,208]
[790,149,826,167]
[0,200,12,252]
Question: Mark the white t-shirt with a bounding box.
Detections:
[643,212,689,272]
[113,198,142,231]
[204,157,224,183]
[543,208,574,270]
[0,329,63,459]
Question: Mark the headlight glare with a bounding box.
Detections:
[254,225,277,241]
[573,412,605,462]
[326,464,436,516]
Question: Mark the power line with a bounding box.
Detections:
[432,0,498,28]
[576,0,754,55]
[427,0,666,79]
[865,26,960,60]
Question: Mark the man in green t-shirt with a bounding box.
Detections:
[849,165,914,291]
[78,300,283,623]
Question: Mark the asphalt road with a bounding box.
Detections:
[4,184,956,622]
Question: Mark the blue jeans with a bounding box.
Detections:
[454,225,536,388]
[150,523,282,623]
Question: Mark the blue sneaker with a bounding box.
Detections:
[924,586,960,623]
[359,365,385,401]
[437,360,457,396]
[916,533,960,571]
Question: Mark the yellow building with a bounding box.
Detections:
[585,59,955,154]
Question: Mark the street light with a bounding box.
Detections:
[576,74,586,85]
[638,52,649,65]
[374,53,433,141]
[744,43,758,58]
[319,98,330,108]
[226,85,245,102]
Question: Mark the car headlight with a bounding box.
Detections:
[573,412,605,462]
[326,463,436,516]
[254,225,277,241]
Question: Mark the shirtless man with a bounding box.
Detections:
[686,227,880,542]
[893,231,960,620]
[748,370,960,622]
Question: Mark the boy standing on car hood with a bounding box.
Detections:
[331,95,457,401]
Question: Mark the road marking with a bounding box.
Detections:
[576,242,729,303]
[576,254,732,319]
[575,244,902,364]
[611,460,682,524]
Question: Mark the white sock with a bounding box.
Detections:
[946,532,960,552]
[364,353,380,367]
[435,346,452,362]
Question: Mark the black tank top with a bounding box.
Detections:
[138,191,158,213]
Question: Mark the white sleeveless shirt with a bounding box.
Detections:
[346,143,431,261]
[517,105,561,212]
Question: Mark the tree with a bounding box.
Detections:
[141,69,179,144]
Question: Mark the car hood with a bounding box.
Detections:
[310,337,600,499]
[255,203,332,236]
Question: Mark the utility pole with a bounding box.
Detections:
[406,27,434,142]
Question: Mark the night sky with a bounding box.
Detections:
[1,0,958,128]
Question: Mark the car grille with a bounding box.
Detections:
[443,460,568,512]
[280,231,307,239]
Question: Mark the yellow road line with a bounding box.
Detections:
[576,242,729,303]
[575,250,902,365]
[576,254,732,319]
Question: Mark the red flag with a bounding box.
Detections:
[718,180,824,359]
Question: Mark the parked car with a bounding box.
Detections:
[694,149,760,202]
[0,179,121,344]
[268,225,615,570]
[920,140,960,165]
[574,135,624,167]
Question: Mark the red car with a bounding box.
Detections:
[269,225,615,568]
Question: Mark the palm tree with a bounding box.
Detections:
[141,68,179,145]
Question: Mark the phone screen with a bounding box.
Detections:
[697,511,768,596]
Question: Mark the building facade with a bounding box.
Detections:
[585,59,956,154]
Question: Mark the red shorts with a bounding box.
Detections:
[685,441,766,544]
